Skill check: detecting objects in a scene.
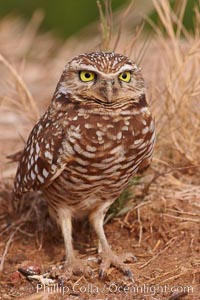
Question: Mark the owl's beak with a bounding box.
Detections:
[98,78,116,103]
[87,78,117,104]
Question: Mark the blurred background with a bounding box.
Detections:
[0,0,129,38]
[0,0,198,39]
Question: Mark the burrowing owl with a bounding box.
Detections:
[14,52,155,278]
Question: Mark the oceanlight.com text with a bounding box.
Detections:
[36,282,194,296]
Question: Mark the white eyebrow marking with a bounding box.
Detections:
[117,64,137,73]
[76,64,98,72]
[71,62,136,77]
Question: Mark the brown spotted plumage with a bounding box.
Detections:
[14,52,155,278]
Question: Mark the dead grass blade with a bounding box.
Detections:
[97,0,113,51]
[0,53,39,122]
[124,22,144,57]
[163,213,200,223]
[113,0,135,52]
[148,0,200,165]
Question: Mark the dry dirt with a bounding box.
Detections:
[0,176,199,300]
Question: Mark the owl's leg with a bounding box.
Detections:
[58,207,74,266]
[57,207,91,277]
[89,205,135,278]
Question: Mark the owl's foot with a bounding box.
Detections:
[50,258,92,281]
[63,258,92,279]
[99,251,136,278]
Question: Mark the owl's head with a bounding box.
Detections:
[54,52,145,108]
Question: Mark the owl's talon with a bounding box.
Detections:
[98,250,135,278]
[99,269,105,279]
[124,269,133,277]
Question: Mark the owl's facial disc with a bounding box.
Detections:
[55,52,145,106]
[81,70,138,105]
[75,65,143,105]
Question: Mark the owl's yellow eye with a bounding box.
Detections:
[118,71,131,82]
[79,71,95,82]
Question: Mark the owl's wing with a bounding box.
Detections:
[14,108,69,198]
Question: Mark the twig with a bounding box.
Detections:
[144,164,200,194]
[18,228,35,237]
[168,291,188,300]
[139,236,177,269]
[167,208,200,217]
[163,214,200,223]
[137,208,142,246]
[133,200,152,210]
[152,239,161,252]
[0,227,18,272]
[158,269,198,285]
[73,275,84,287]
[146,270,178,284]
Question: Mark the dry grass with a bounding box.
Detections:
[149,0,200,166]
[0,0,200,299]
